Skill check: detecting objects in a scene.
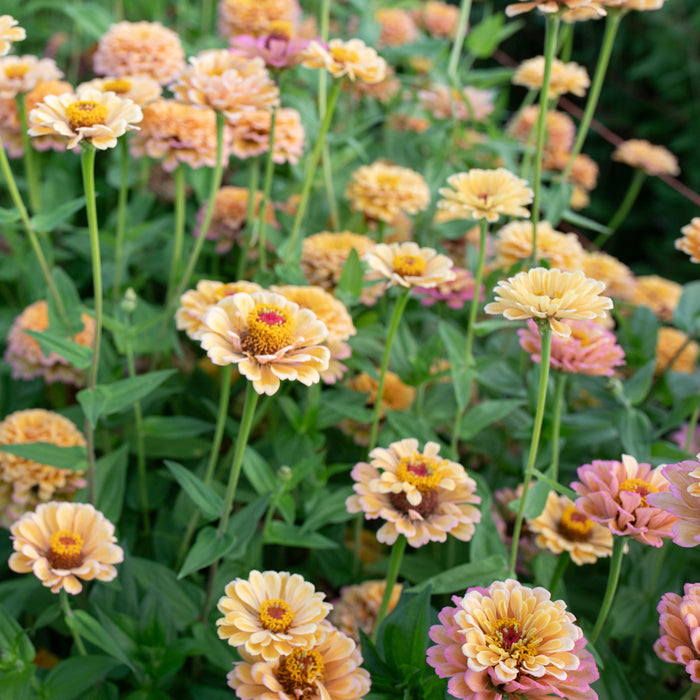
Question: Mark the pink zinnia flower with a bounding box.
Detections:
[571,454,678,547]
[414,266,484,310]
[229,28,312,70]
[518,318,625,376]
[647,459,700,547]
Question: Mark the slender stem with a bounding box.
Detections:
[322,143,339,231]
[548,551,569,593]
[558,21,574,63]
[368,288,412,451]
[509,322,552,575]
[371,535,407,643]
[530,14,560,265]
[549,372,567,482]
[217,382,259,536]
[464,219,488,365]
[286,80,341,261]
[112,137,131,302]
[166,164,186,301]
[685,408,699,453]
[60,590,87,655]
[447,0,473,83]
[594,168,646,246]
[258,107,278,272]
[376,220,386,244]
[236,158,260,280]
[16,93,41,214]
[679,685,700,700]
[589,536,626,644]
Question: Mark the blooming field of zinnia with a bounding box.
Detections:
[2,1,700,698]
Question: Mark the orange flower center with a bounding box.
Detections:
[102,79,132,94]
[392,254,426,278]
[258,598,295,633]
[47,530,84,569]
[66,101,108,130]
[486,617,538,661]
[618,478,658,507]
[6,64,29,79]
[277,648,325,696]
[241,303,295,356]
[330,45,359,66]
[559,505,594,540]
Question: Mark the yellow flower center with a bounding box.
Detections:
[618,478,658,507]
[241,303,296,356]
[269,20,294,40]
[330,46,360,67]
[396,453,446,492]
[570,327,592,347]
[486,617,539,662]
[392,254,426,278]
[6,64,29,79]
[102,78,132,94]
[277,649,325,696]
[66,101,108,130]
[47,530,84,569]
[258,598,296,633]
[559,505,594,540]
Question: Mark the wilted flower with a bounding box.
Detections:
[626,274,682,322]
[582,250,635,298]
[415,266,484,310]
[375,8,418,47]
[418,84,495,123]
[365,241,455,290]
[415,1,460,38]
[301,39,387,84]
[572,453,678,546]
[513,56,590,98]
[216,569,331,661]
[613,138,680,177]
[77,75,162,107]
[346,438,481,547]
[218,0,300,39]
[485,267,613,338]
[9,502,123,594]
[229,21,310,70]
[0,15,25,57]
[655,327,698,375]
[0,55,63,98]
[676,217,700,263]
[230,107,304,163]
[200,290,330,395]
[93,21,185,86]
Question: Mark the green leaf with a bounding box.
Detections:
[60,3,115,38]
[301,488,355,532]
[531,470,577,500]
[43,656,122,700]
[30,196,86,232]
[142,416,211,439]
[164,460,223,522]
[561,209,611,235]
[0,443,87,471]
[264,521,339,549]
[337,247,363,298]
[48,267,86,336]
[408,555,509,594]
[616,408,652,462]
[178,526,236,579]
[64,611,135,671]
[0,603,35,667]
[674,280,700,335]
[0,206,20,224]
[623,359,656,406]
[459,399,524,441]
[225,494,270,559]
[465,13,505,58]
[242,447,277,495]
[24,329,92,369]
[507,479,551,519]
[95,445,128,523]
[438,322,472,410]
[77,369,176,427]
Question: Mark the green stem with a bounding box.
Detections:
[549,372,567,482]
[548,551,569,593]
[286,79,341,261]
[447,0,473,83]
[589,536,626,644]
[376,220,386,244]
[258,107,278,272]
[464,219,488,365]
[509,322,552,575]
[322,143,339,231]
[16,93,41,214]
[217,382,260,536]
[530,13,560,265]
[112,137,131,302]
[679,685,700,700]
[558,21,574,63]
[236,158,261,280]
[166,164,186,300]
[368,288,412,451]
[594,168,646,246]
[60,590,87,655]
[685,408,699,453]
[371,534,407,643]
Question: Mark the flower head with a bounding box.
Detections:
[0,55,63,98]
[626,274,682,322]
[9,502,123,594]
[655,327,698,375]
[418,84,494,122]
[229,24,310,70]
[509,105,576,154]
[200,290,330,395]
[93,21,185,85]
[613,138,680,177]
[572,453,678,546]
[77,75,162,107]
[506,0,603,17]
[437,168,533,223]
[0,16,25,57]
[415,266,484,310]
[346,438,481,547]
[216,569,331,661]
[218,0,300,39]
[676,217,700,263]
[301,39,387,83]
[581,250,635,298]
[365,241,455,290]
[230,107,304,164]
[375,8,418,47]
[513,56,590,98]
[415,2,460,38]
[485,267,613,338]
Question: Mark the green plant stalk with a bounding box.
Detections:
[529,13,560,265]
[286,79,341,261]
[594,168,646,247]
[60,589,87,655]
[558,21,574,63]
[376,220,386,244]
[164,165,186,304]
[548,550,569,593]
[16,93,41,214]
[447,0,473,83]
[685,407,699,453]
[171,111,226,308]
[258,106,278,272]
[371,534,407,643]
[217,381,260,536]
[509,322,552,575]
[236,157,261,280]
[589,536,626,644]
[549,372,567,482]
[112,137,131,302]
[679,685,700,700]
[322,143,340,231]
[368,287,412,451]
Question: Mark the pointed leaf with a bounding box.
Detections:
[408,555,508,594]
[164,460,223,521]
[30,196,86,232]
[64,611,135,671]
[43,656,122,700]
[95,445,128,523]
[25,330,92,369]
[178,526,236,579]
[0,443,87,471]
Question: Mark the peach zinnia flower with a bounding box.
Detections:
[648,459,700,548]
[77,75,162,107]
[581,250,635,298]
[655,327,698,375]
[0,16,25,57]
[375,8,418,47]
[365,241,455,289]
[0,55,63,98]
[301,39,387,84]
[4,299,95,386]
[9,502,124,594]
[28,87,142,151]
[485,267,613,338]
[506,0,601,16]
[676,217,700,263]
[416,1,460,38]
[218,0,300,39]
[572,453,678,546]
[626,274,682,322]
[200,290,330,395]
[346,438,481,547]
[418,84,495,122]
[613,138,680,177]
[513,56,590,98]
[93,21,185,86]
[230,107,304,164]
[437,168,533,223]
[415,266,483,310]
[654,583,700,688]
[216,569,331,661]
[228,621,371,700]
[509,105,576,154]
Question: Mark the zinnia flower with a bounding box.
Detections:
[216,569,331,661]
[613,138,680,177]
[509,105,576,154]
[655,327,698,374]
[229,21,310,70]
[485,267,613,338]
[218,0,300,39]
[200,290,330,395]
[93,21,185,85]
[0,16,25,57]
[437,168,533,223]
[346,438,481,547]
[9,502,124,594]
[676,217,700,263]
[28,87,142,150]
[365,241,455,290]
[572,453,678,546]
[518,318,625,376]
[415,266,484,310]
[228,621,371,699]
[301,39,387,84]
[77,75,162,107]
[418,84,495,122]
[415,2,460,38]
[626,274,682,322]
[0,55,63,98]
[375,8,418,47]
[506,0,603,16]
[581,250,635,298]
[513,56,590,98]
[230,107,304,164]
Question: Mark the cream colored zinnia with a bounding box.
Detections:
[9,502,124,594]
[365,241,455,289]
[0,16,25,57]
[513,56,590,98]
[626,274,682,322]
[0,55,63,98]
[613,138,680,177]
[301,38,387,84]
[485,267,613,337]
[77,75,162,107]
[676,217,700,263]
[218,0,300,39]
[655,327,698,375]
[582,250,635,298]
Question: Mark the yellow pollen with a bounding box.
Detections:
[269,20,294,40]
[259,598,296,633]
[486,617,539,661]
[619,478,658,507]
[277,648,325,695]
[102,78,132,94]
[330,46,360,65]
[65,101,109,130]
[396,452,446,492]
[47,530,84,570]
[559,505,594,540]
[392,254,427,278]
[240,303,295,356]
[6,64,29,79]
